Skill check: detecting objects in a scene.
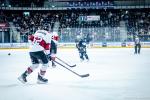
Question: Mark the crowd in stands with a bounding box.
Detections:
[67,1,114,7]
[0,11,8,23]
[1,0,113,7]
[0,0,44,7]
[0,9,150,42]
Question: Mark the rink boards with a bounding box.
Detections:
[0,42,150,49]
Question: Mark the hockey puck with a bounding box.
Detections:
[8,53,11,55]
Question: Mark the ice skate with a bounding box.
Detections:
[52,61,56,68]
[86,59,89,62]
[37,73,48,84]
[80,59,84,62]
[18,73,27,84]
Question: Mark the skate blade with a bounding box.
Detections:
[52,66,56,68]
[18,77,26,84]
[37,80,48,84]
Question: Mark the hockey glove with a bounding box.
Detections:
[51,54,56,61]
[47,54,51,60]
[47,54,56,61]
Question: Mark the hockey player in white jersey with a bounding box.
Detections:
[18,28,52,84]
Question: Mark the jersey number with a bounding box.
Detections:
[33,36,43,45]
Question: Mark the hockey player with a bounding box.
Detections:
[50,32,59,67]
[18,28,52,84]
[76,38,89,62]
[134,36,141,54]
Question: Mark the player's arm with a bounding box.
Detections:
[28,34,34,42]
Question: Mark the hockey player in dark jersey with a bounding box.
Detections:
[50,32,59,67]
[76,38,89,62]
[134,36,141,54]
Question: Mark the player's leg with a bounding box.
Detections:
[18,52,39,83]
[138,44,141,54]
[52,61,56,67]
[134,45,137,54]
[37,51,49,84]
[79,52,84,61]
[52,45,57,67]
[50,43,57,67]
[84,52,89,61]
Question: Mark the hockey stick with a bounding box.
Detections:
[56,57,76,67]
[54,60,89,78]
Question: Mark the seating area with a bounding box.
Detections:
[0,8,150,42]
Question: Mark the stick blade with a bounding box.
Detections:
[80,74,90,78]
[70,64,76,67]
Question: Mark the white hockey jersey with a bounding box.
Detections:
[28,30,52,54]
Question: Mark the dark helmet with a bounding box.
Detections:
[43,26,49,31]
[38,25,49,31]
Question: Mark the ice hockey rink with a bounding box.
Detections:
[0,48,150,100]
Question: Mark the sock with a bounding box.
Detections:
[39,70,46,77]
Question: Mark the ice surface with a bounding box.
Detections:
[0,48,150,100]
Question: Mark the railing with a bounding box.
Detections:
[1,26,150,44]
